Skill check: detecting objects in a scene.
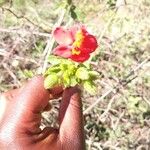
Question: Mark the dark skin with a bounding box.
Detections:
[0,76,85,150]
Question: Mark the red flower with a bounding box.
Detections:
[53,25,98,62]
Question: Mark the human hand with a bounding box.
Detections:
[0,76,85,150]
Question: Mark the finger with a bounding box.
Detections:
[0,89,20,121]
[0,76,62,134]
[14,76,63,113]
[49,86,63,96]
[0,76,50,133]
[0,76,64,137]
[58,87,85,149]
[0,94,7,121]
[43,103,52,111]
[15,76,50,112]
[3,89,20,101]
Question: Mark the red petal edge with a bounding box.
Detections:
[70,52,90,62]
[53,45,72,58]
[80,34,98,53]
[53,27,74,45]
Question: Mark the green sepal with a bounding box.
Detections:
[70,76,78,86]
[63,71,70,87]
[83,80,97,95]
[89,71,99,79]
[44,65,61,76]
[47,55,62,65]
[23,69,34,78]
[60,63,68,71]
[76,67,89,80]
[44,74,58,89]
[67,64,76,75]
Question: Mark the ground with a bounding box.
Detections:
[0,0,150,149]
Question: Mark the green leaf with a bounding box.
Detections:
[89,71,99,79]
[60,63,68,71]
[48,55,74,66]
[82,61,91,69]
[70,5,77,20]
[47,55,62,65]
[83,81,97,95]
[44,74,58,89]
[63,71,70,87]
[23,69,34,78]
[67,0,72,5]
[76,67,89,80]
[0,0,5,6]
[57,70,63,76]
[67,64,76,75]
[13,0,26,11]
[61,59,74,65]
[44,65,61,76]
[70,76,78,86]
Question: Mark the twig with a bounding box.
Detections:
[0,49,7,56]
[124,57,150,79]
[83,57,150,114]
[2,63,21,86]
[97,9,118,44]
[86,140,103,150]
[0,49,38,64]
[116,0,127,8]
[84,88,114,114]
[0,28,51,37]
[1,7,48,32]
[103,142,120,150]
[14,55,38,64]
[41,9,66,74]
[113,110,125,130]
[98,95,116,121]
[142,97,150,107]
[1,40,20,65]
[27,5,52,28]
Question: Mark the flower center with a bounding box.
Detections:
[72,30,84,55]
[72,48,81,55]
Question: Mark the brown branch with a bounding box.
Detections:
[0,40,20,65]
[2,63,21,86]
[1,7,49,32]
[0,28,51,37]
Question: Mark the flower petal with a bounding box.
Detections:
[53,45,72,58]
[71,52,90,62]
[69,24,87,40]
[80,34,98,53]
[53,27,74,45]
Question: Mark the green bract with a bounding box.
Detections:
[44,56,99,95]
[76,67,89,80]
[83,80,97,95]
[44,74,58,89]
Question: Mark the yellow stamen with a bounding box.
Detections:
[72,30,84,55]
[72,48,81,55]
[73,30,84,47]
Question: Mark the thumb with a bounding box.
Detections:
[58,87,85,150]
